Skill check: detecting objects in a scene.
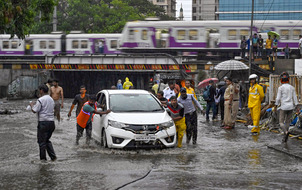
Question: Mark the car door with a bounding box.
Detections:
[92,92,106,141]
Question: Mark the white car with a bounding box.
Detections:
[92,90,176,148]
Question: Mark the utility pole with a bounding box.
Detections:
[52,6,57,32]
[248,0,254,76]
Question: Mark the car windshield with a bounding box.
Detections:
[109,94,164,112]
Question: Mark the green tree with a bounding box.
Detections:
[31,0,175,34]
[0,0,56,39]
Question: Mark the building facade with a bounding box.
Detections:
[192,0,302,21]
[192,0,218,20]
[149,0,176,18]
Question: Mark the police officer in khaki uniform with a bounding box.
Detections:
[223,78,234,129]
[231,79,240,127]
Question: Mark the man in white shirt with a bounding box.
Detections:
[163,81,176,101]
[30,84,57,161]
[275,72,298,143]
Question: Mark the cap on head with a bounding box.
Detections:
[180,87,186,93]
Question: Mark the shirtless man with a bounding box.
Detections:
[50,79,64,122]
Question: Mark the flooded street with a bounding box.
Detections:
[1,99,302,190]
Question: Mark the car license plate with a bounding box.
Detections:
[135,135,156,141]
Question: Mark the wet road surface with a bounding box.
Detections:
[1,99,302,190]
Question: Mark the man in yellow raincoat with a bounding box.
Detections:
[248,74,264,134]
[123,77,133,89]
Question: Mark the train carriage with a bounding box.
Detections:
[119,20,302,56]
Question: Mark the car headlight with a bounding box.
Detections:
[158,120,174,129]
[108,120,129,128]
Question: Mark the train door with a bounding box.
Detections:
[155,29,169,48]
[25,39,33,55]
[206,28,220,48]
[93,39,104,54]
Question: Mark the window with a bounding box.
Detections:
[49,41,55,49]
[193,0,197,4]
[141,30,148,40]
[228,30,237,40]
[193,7,196,13]
[2,41,9,49]
[199,7,201,13]
[189,30,198,40]
[72,40,79,49]
[81,40,88,48]
[157,0,165,2]
[177,30,186,40]
[11,41,18,49]
[109,94,163,112]
[240,30,249,38]
[293,29,301,40]
[40,41,47,49]
[280,30,289,40]
[129,29,135,41]
[110,40,117,49]
[192,16,196,20]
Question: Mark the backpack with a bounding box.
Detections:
[203,86,211,101]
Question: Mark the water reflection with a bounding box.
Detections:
[248,134,261,188]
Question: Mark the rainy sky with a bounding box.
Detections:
[176,0,192,20]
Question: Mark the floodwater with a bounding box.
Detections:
[1,99,302,190]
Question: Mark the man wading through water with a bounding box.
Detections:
[166,96,186,148]
[50,79,64,122]
[68,85,89,118]
[177,87,204,144]
[275,72,298,143]
[30,84,56,161]
[76,95,111,145]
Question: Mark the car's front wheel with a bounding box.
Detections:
[101,129,108,148]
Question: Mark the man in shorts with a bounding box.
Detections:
[50,79,64,122]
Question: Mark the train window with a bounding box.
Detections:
[72,40,79,49]
[81,40,88,48]
[129,29,135,41]
[280,30,289,40]
[177,30,186,40]
[293,29,301,40]
[141,30,148,40]
[49,41,55,49]
[40,41,47,49]
[240,30,249,38]
[189,30,198,40]
[228,30,237,40]
[11,41,18,49]
[2,41,9,49]
[110,40,117,49]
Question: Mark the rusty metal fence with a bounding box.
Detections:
[269,75,302,105]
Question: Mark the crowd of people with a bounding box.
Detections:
[240,34,302,60]
[29,73,299,161]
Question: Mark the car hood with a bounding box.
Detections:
[107,111,172,125]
